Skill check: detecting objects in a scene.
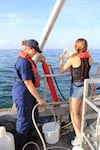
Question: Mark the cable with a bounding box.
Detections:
[32,103,47,150]
[97,86,100,90]
[49,65,67,101]
[22,141,40,150]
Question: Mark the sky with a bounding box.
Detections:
[0,0,100,50]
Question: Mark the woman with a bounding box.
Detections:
[59,38,92,146]
[12,39,46,150]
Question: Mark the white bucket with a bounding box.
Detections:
[42,122,60,144]
[0,126,15,150]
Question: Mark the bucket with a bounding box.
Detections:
[42,122,60,144]
[0,126,15,150]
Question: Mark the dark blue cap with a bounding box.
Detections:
[26,39,42,53]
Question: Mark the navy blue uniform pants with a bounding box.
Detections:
[15,104,39,149]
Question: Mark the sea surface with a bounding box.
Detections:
[0,49,100,108]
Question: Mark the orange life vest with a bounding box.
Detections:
[78,51,90,58]
[18,51,40,88]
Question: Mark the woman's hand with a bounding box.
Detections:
[59,54,64,61]
[38,98,46,106]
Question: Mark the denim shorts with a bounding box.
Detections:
[69,83,84,100]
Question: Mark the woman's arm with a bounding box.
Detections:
[59,55,72,73]
[24,80,46,105]
[89,56,93,66]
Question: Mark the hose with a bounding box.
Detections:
[22,103,70,150]
[22,141,40,150]
[32,103,47,150]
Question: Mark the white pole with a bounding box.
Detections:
[33,0,66,64]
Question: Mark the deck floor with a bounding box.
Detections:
[0,109,94,150]
[0,111,75,150]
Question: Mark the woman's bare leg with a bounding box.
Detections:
[69,97,83,140]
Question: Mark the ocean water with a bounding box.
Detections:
[0,49,100,108]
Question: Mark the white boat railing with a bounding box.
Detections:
[80,78,100,150]
[38,72,100,119]
[40,71,100,102]
[39,73,69,117]
[9,71,100,117]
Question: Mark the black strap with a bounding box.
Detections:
[73,82,84,87]
[14,77,24,85]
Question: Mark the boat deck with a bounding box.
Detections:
[0,109,73,150]
[0,108,91,150]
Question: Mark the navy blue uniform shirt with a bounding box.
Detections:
[12,57,36,106]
